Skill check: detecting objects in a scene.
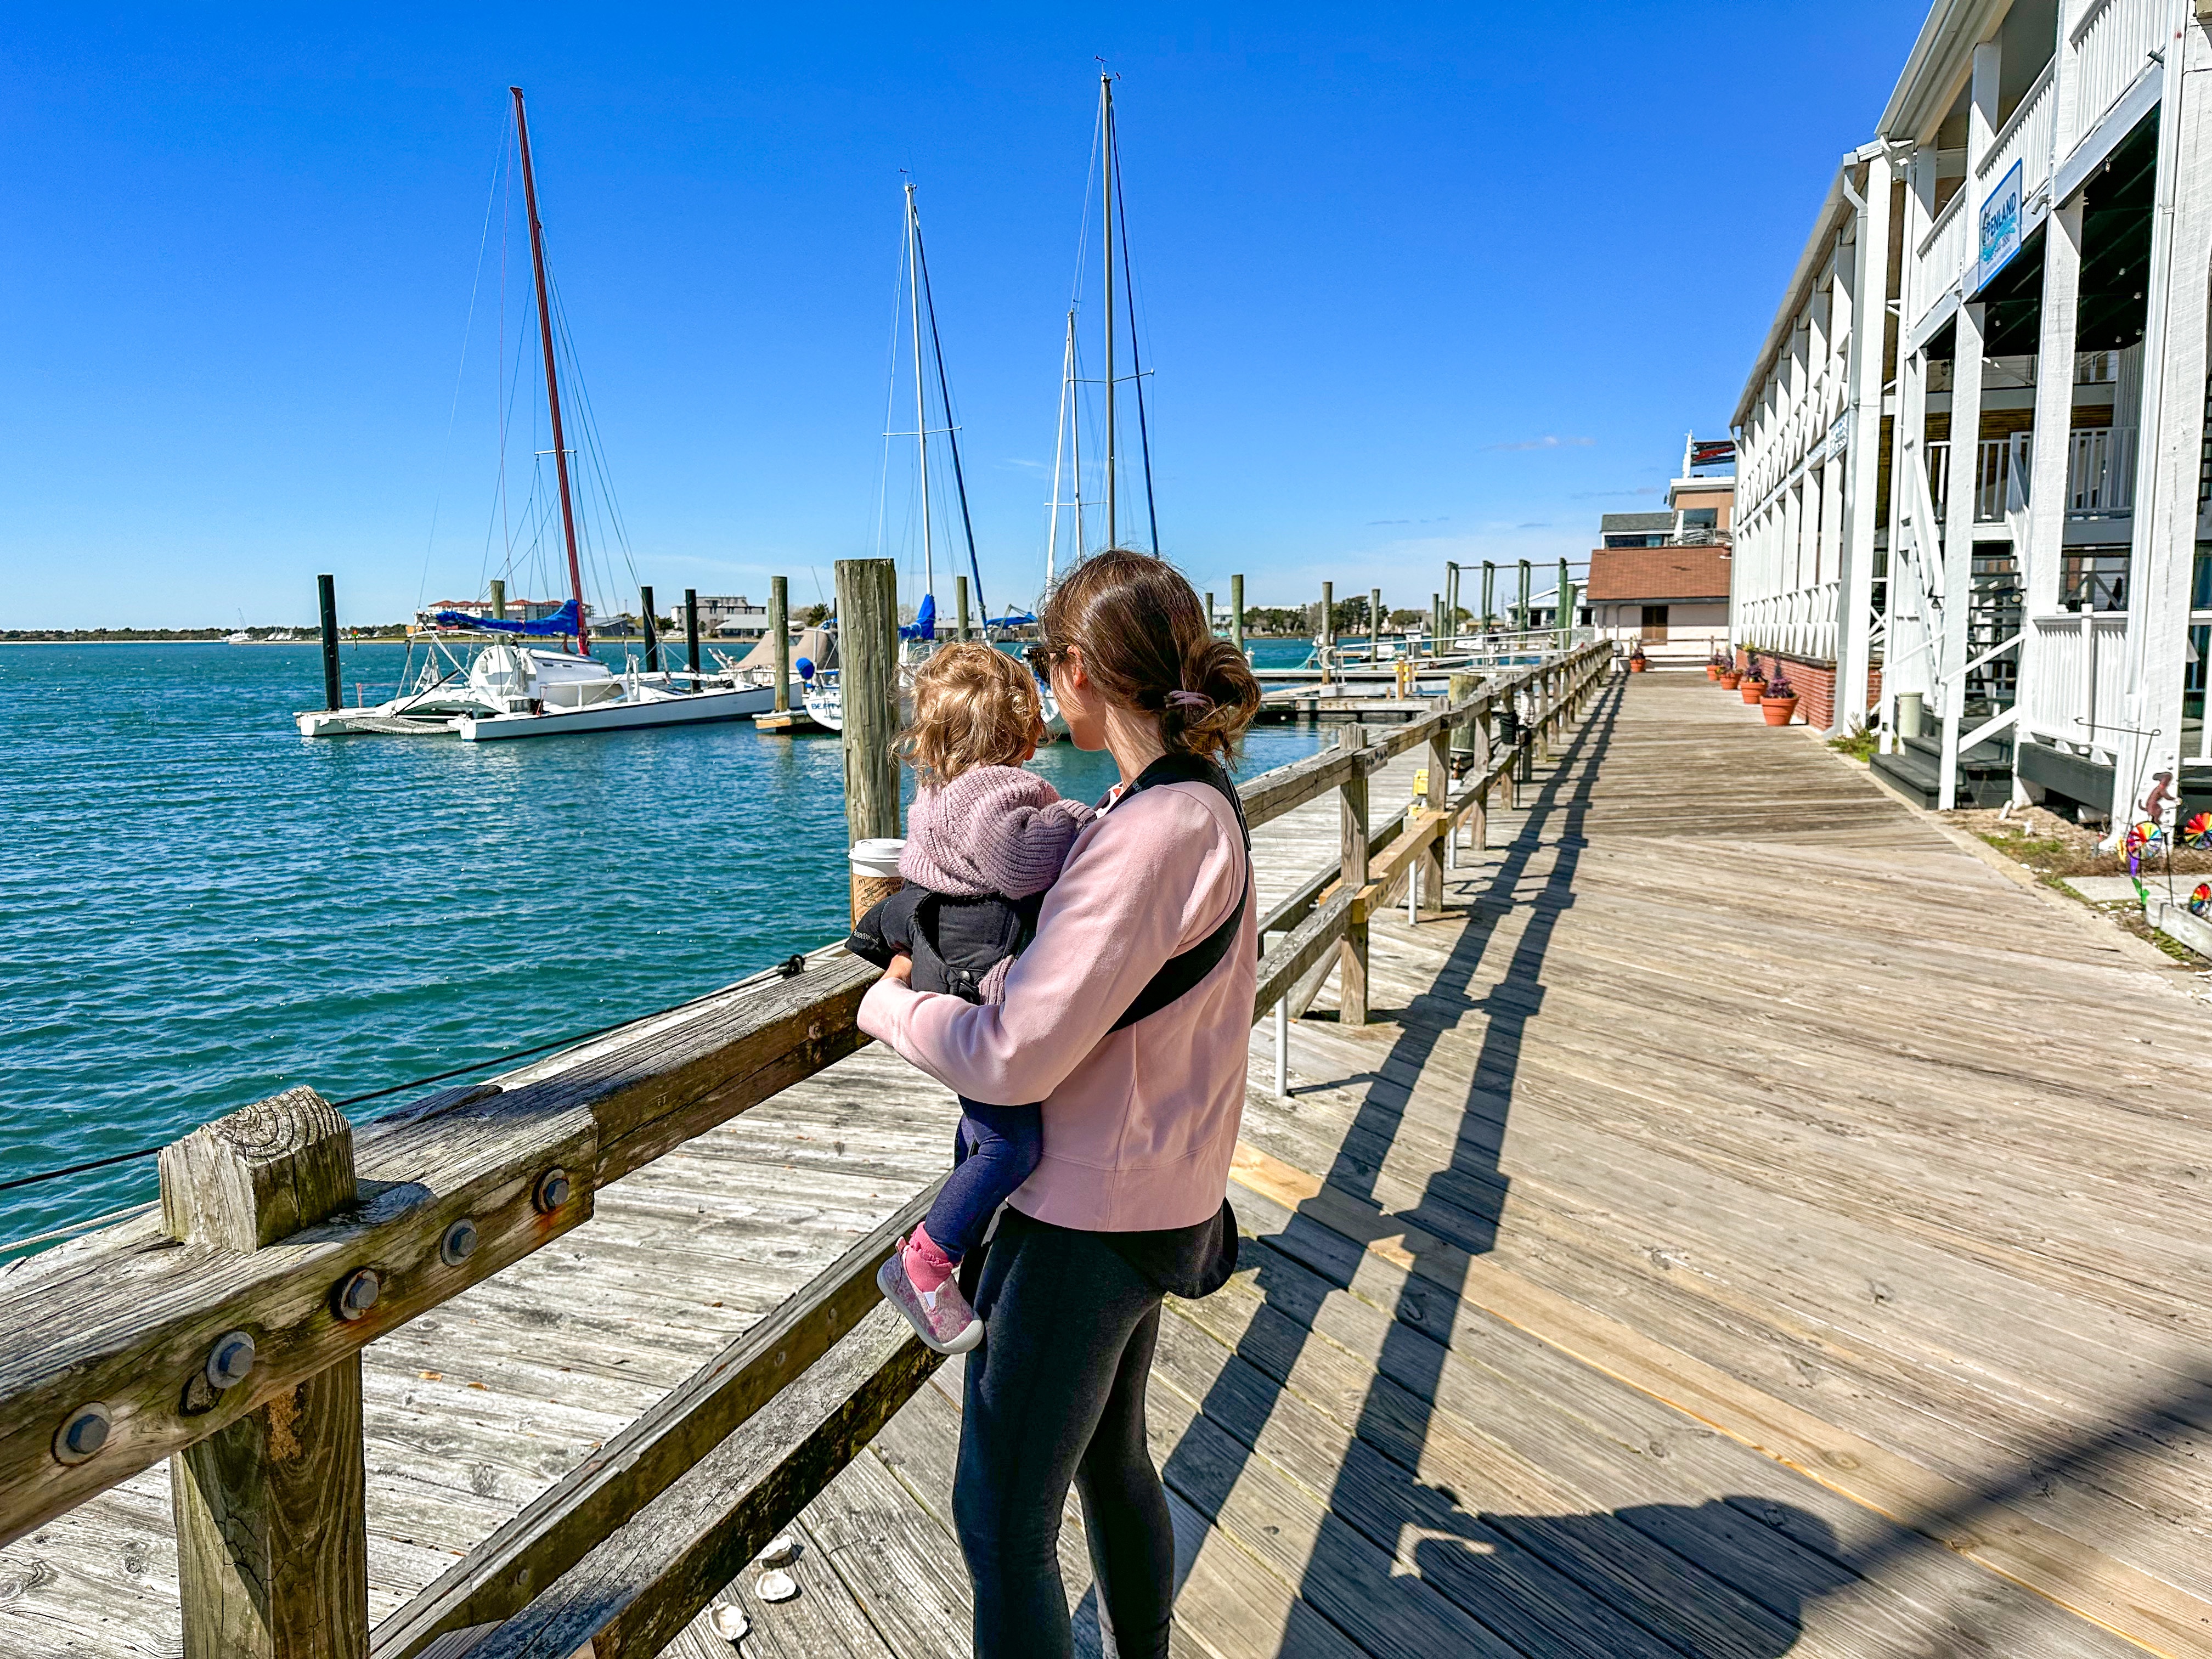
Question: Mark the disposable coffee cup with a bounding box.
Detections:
[848,837,906,923]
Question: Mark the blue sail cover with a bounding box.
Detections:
[432,599,582,637]
[898,592,937,642]
[986,611,1037,628]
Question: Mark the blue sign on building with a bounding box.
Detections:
[1977,160,2024,291]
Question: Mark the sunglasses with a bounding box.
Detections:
[1023,644,1060,675]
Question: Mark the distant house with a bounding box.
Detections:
[1583,463,1734,664]
[694,595,770,639]
[1587,544,1732,665]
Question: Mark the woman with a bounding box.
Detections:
[858,549,1264,1658]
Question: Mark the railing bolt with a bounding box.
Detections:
[533,1167,571,1214]
[336,1267,381,1321]
[441,1217,479,1265]
[205,1330,257,1391]
[53,1401,111,1465]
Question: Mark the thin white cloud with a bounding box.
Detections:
[1482,435,1595,452]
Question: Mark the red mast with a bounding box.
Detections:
[510,86,590,657]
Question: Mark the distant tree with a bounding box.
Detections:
[800,602,830,627]
[1387,608,1426,627]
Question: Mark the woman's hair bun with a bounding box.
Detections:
[1039,549,1262,764]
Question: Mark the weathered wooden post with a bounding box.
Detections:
[1443,565,1459,649]
[1204,591,1214,636]
[1517,560,1532,631]
[489,577,507,622]
[1430,592,1442,655]
[956,574,971,642]
[640,585,660,674]
[163,1089,368,1659]
[317,575,341,713]
[838,558,901,922]
[770,576,791,713]
[1319,581,1334,688]
[1481,562,1496,634]
[1230,573,1245,654]
[1338,724,1369,1026]
[1556,557,1572,651]
[684,588,702,676]
[1420,697,1449,915]
[1447,670,1480,866]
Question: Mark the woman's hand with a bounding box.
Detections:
[884,953,913,985]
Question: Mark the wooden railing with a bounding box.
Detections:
[0,641,1614,1659]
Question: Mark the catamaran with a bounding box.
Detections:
[298,87,788,741]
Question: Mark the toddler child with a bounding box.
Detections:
[846,642,1091,1353]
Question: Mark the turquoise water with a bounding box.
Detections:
[0,642,1328,1251]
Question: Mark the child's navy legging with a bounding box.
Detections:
[925,1098,1044,1260]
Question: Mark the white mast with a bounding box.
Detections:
[1100,74,1117,551]
[906,181,934,607]
[1046,308,1080,588]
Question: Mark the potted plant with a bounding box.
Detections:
[1760,670,1799,725]
[1706,651,1728,681]
[1628,642,1649,673]
[1738,656,1767,704]
[1718,658,1742,690]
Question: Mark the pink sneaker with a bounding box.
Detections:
[878,1244,983,1355]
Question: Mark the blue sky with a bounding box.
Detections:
[1,3,1929,627]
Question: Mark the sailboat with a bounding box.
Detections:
[298,87,785,741]
[803,179,1013,734]
[1041,72,1160,584]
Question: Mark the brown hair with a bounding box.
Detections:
[1039,549,1262,764]
[896,641,1044,785]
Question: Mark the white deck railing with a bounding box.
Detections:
[2023,611,2131,754]
[1927,428,2136,524]
[2069,0,2168,152]
[2068,426,2137,514]
[1978,60,2058,204]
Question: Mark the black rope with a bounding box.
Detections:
[0,955,813,1198]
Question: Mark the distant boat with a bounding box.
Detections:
[297,87,783,741]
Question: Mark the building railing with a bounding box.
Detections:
[2072,0,2166,150]
[2023,611,2132,757]
[0,644,1616,1659]
[1978,58,2058,201]
[1927,428,2136,523]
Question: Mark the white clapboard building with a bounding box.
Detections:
[1731,0,2211,824]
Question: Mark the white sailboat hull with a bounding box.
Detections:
[457,681,778,740]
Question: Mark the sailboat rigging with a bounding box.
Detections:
[1043,72,1160,576]
[296,87,796,739]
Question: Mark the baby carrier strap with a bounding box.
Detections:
[912,889,1046,1006]
[1105,752,1252,1032]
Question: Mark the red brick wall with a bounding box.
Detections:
[1733,648,1881,730]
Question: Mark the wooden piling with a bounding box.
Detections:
[317,575,341,713]
[163,1089,368,1659]
[1369,586,1382,661]
[1337,725,1369,1025]
[956,574,970,642]
[1450,671,1489,853]
[684,589,702,676]
[640,585,660,674]
[837,559,901,921]
[488,578,507,622]
[771,577,791,713]
[1231,574,1245,654]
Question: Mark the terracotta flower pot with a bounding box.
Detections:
[1760,696,1798,726]
[1718,672,1741,690]
[1629,658,1649,673]
[1706,664,1722,680]
[1739,680,1765,704]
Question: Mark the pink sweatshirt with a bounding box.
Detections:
[858,777,1255,1232]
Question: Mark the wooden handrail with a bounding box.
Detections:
[0,640,1611,1655]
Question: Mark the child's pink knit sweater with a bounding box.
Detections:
[860,777,1255,1232]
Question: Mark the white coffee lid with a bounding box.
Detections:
[848,837,906,877]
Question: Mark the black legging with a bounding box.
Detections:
[952,1207,1174,1658]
